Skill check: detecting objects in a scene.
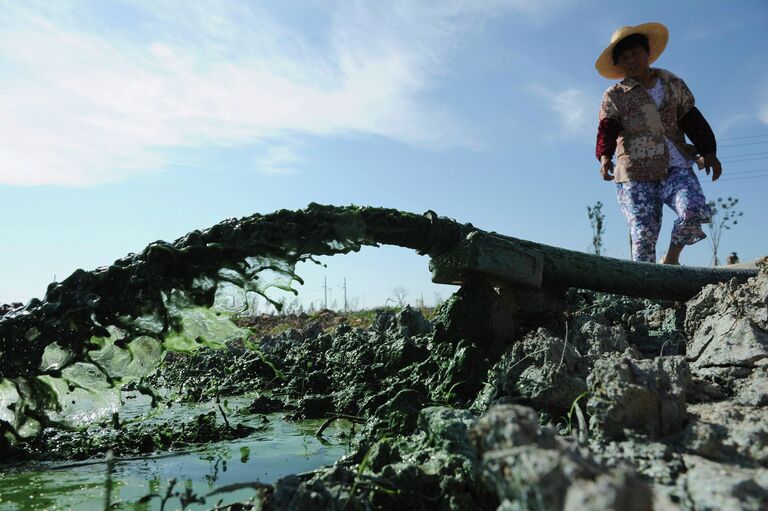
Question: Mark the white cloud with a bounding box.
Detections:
[530,86,593,140]
[550,88,592,136]
[253,146,300,175]
[717,113,754,135]
[759,94,768,125]
[0,0,568,187]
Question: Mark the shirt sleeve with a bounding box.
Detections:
[596,117,620,160]
[679,107,717,156]
[598,90,620,122]
[675,78,696,120]
[596,90,620,160]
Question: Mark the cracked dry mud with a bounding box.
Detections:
[2,256,766,509]
[149,261,766,510]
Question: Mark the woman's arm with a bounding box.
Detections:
[596,117,620,160]
[679,107,721,181]
[596,117,620,180]
[679,106,716,156]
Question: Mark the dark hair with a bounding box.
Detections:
[612,33,650,64]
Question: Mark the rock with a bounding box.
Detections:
[471,405,652,511]
[678,455,768,511]
[265,474,339,511]
[371,388,425,435]
[371,306,432,338]
[685,271,768,336]
[686,377,728,404]
[364,438,402,473]
[432,277,516,349]
[470,404,550,453]
[260,327,306,353]
[686,313,768,372]
[375,337,429,370]
[563,465,653,511]
[587,356,690,440]
[483,329,587,417]
[572,317,630,358]
[417,407,477,458]
[289,394,334,419]
[683,402,768,465]
[736,367,768,406]
[595,440,685,485]
[431,338,495,403]
[626,304,686,357]
[300,321,324,340]
[246,393,284,414]
[481,445,602,510]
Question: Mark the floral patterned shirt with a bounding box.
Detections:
[598,68,698,183]
[646,79,695,169]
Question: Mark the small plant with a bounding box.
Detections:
[438,380,465,405]
[587,201,605,256]
[103,449,115,510]
[707,197,743,266]
[247,343,287,382]
[389,286,409,308]
[344,440,399,509]
[345,443,375,509]
[565,391,589,443]
[136,478,206,510]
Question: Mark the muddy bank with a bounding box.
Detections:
[21,260,754,510]
[3,263,767,509]
[220,264,767,510]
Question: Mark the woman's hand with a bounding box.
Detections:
[701,153,722,181]
[600,155,615,181]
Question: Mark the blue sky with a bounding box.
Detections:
[1,0,767,310]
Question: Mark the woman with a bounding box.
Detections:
[595,23,722,264]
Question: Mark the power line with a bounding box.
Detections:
[720,155,768,165]
[718,133,768,142]
[721,158,768,166]
[724,168,768,176]
[718,151,768,159]
[719,174,768,182]
[722,172,768,181]
[719,140,768,148]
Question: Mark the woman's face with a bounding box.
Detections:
[616,46,650,79]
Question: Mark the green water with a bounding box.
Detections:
[0,393,352,510]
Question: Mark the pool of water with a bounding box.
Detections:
[0,394,352,510]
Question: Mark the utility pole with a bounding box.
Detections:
[343,278,347,311]
[323,276,328,310]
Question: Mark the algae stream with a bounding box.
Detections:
[0,204,456,444]
[0,204,447,509]
[0,411,351,510]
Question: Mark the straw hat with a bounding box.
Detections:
[595,22,669,79]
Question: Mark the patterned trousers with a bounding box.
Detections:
[616,167,712,263]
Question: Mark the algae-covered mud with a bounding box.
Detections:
[0,204,454,442]
[1,204,767,510]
